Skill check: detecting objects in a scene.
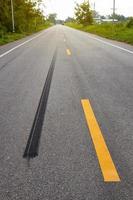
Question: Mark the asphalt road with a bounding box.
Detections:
[0,25,133,200]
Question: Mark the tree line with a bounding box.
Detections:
[0,0,46,33]
[66,0,133,27]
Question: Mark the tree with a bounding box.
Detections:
[65,17,74,23]
[75,1,93,26]
[126,17,133,28]
[92,10,99,18]
[100,15,106,19]
[0,0,12,32]
[48,13,57,24]
[108,14,126,21]
[0,0,46,33]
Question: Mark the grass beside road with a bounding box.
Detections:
[0,24,51,46]
[66,22,133,45]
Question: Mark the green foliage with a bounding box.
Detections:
[75,1,93,26]
[0,0,12,31]
[0,0,52,45]
[65,17,75,23]
[65,22,83,30]
[126,17,133,28]
[0,0,46,33]
[48,13,57,24]
[0,23,51,45]
[66,22,133,45]
[0,23,7,38]
[108,14,126,21]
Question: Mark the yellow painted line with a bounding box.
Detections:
[81,99,120,182]
[66,49,71,56]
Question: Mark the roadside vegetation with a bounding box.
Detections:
[65,1,133,45]
[0,23,51,45]
[66,20,133,45]
[0,0,53,45]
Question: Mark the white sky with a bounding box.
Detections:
[43,0,133,19]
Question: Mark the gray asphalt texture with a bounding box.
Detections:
[0,25,133,200]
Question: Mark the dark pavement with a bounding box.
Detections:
[0,25,133,199]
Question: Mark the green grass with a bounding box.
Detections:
[0,32,26,45]
[66,22,133,45]
[0,24,51,46]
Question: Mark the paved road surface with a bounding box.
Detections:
[0,25,133,199]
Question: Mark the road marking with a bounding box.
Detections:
[87,35,133,55]
[81,99,120,182]
[0,31,47,59]
[66,49,71,56]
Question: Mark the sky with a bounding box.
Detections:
[43,0,133,20]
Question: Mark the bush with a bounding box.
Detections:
[0,23,7,37]
[126,17,133,28]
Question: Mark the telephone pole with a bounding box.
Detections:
[113,0,116,22]
[11,0,15,32]
[94,2,95,11]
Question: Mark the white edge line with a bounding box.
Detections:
[0,31,45,59]
[70,26,133,55]
[87,35,133,55]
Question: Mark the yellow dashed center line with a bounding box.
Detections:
[66,49,71,56]
[81,99,120,182]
